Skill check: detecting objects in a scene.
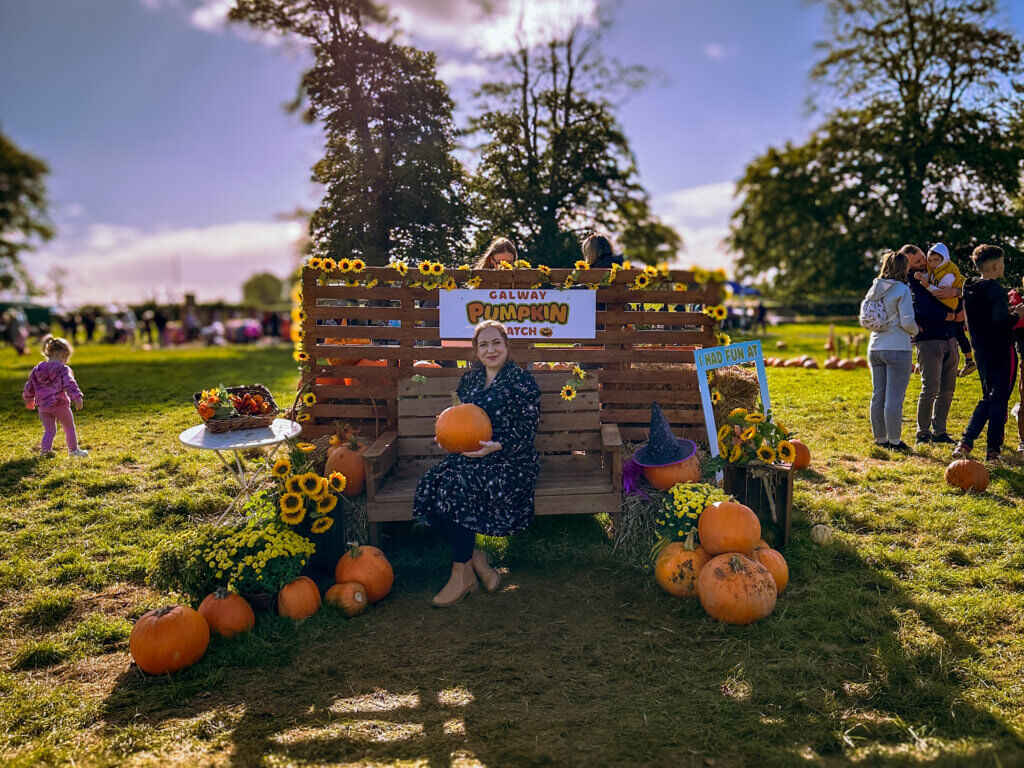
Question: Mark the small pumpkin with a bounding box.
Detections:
[642,454,700,490]
[335,543,394,603]
[753,547,789,593]
[944,459,989,492]
[198,587,255,637]
[325,581,368,616]
[654,530,710,598]
[435,403,493,454]
[277,576,321,621]
[790,440,811,470]
[810,524,833,545]
[697,500,761,556]
[697,553,777,625]
[325,434,367,496]
[130,605,210,675]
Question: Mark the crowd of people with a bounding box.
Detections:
[864,243,1024,462]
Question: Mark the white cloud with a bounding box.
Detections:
[436,58,493,84]
[33,220,305,305]
[189,0,234,32]
[653,181,738,273]
[702,42,736,60]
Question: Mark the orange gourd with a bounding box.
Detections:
[790,440,811,470]
[753,547,789,593]
[642,454,700,490]
[325,435,366,496]
[335,543,394,603]
[697,553,777,625]
[325,581,368,616]
[944,459,989,492]
[277,576,321,621]
[129,605,210,675]
[198,587,256,637]
[435,403,492,454]
[697,500,761,556]
[654,530,710,598]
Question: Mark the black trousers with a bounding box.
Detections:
[963,346,1016,452]
[955,323,973,359]
[431,513,475,563]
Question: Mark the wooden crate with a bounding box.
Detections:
[722,463,793,550]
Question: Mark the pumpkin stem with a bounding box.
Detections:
[347,541,362,557]
[214,586,230,600]
[450,391,460,409]
[683,529,698,551]
[729,554,745,572]
[154,605,177,617]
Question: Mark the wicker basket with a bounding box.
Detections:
[194,384,280,434]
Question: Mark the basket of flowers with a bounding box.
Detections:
[193,384,279,433]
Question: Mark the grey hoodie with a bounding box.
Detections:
[865,278,918,352]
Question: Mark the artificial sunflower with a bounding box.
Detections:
[621,260,633,270]
[311,516,334,534]
[632,273,651,290]
[538,265,552,277]
[350,258,366,272]
[692,267,710,284]
[443,278,457,291]
[673,282,688,292]
[280,492,303,516]
[713,268,728,282]
[574,260,589,271]
[514,259,532,269]
[297,413,311,422]
[281,506,306,526]
[316,494,338,514]
[312,477,330,500]
[644,264,658,276]
[296,309,307,322]
[777,441,796,463]
[711,390,722,405]
[457,264,471,271]
[293,350,310,362]
[337,258,352,272]
[729,443,743,462]
[302,392,317,407]
[729,407,747,419]
[296,442,316,453]
[745,413,766,424]
[572,365,586,380]
[306,257,323,269]
[757,445,776,463]
[429,262,445,275]
[328,472,347,493]
[717,424,732,442]
[718,440,729,457]
[284,475,303,495]
[710,305,727,321]
[299,473,321,495]
[717,332,731,346]
[321,258,337,271]
[418,261,433,276]
[497,261,513,270]
[467,276,482,288]
[391,261,408,276]
[560,385,577,402]
[271,458,291,478]
[740,426,757,442]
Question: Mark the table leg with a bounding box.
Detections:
[213,450,250,525]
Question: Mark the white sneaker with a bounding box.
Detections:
[69,449,89,458]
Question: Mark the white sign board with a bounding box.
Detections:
[439,289,596,340]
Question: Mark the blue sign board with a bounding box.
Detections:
[694,340,770,459]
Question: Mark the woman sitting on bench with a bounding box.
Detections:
[413,319,541,607]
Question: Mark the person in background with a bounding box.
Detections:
[581,233,623,270]
[22,335,88,457]
[915,243,976,377]
[81,311,97,343]
[954,245,1024,462]
[473,237,518,269]
[1006,281,1024,453]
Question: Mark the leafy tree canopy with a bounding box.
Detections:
[241,271,285,306]
[0,129,53,291]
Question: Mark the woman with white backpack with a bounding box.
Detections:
[861,251,919,451]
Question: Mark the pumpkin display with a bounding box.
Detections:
[853,356,868,368]
[356,358,388,367]
[753,547,789,593]
[810,524,833,545]
[697,501,761,556]
[654,530,710,598]
[790,440,811,470]
[784,358,802,368]
[198,587,255,637]
[643,454,700,490]
[435,403,493,454]
[824,356,839,369]
[335,544,394,603]
[325,435,367,496]
[413,360,442,368]
[802,359,818,369]
[697,553,777,625]
[944,459,989,492]
[837,359,856,370]
[325,336,370,367]
[129,605,210,675]
[277,575,321,621]
[325,581,368,617]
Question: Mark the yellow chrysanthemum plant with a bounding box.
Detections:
[709,406,795,469]
[654,482,730,543]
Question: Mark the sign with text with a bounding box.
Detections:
[439,289,596,339]
[694,340,771,461]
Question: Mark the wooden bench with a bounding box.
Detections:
[361,371,622,545]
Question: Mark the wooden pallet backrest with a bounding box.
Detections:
[394,371,601,462]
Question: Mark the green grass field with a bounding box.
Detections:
[2,327,1024,767]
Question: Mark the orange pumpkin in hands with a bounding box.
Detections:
[326,582,368,616]
[198,588,255,637]
[277,576,321,621]
[335,544,394,603]
[654,530,710,598]
[130,605,210,674]
[697,501,761,556]
[435,403,492,454]
[697,553,777,625]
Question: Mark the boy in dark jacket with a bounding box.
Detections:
[954,245,1024,461]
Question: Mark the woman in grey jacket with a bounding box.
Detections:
[866,251,919,451]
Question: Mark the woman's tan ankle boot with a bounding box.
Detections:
[431,561,478,607]
[471,549,501,592]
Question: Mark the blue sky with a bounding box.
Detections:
[2,0,1023,303]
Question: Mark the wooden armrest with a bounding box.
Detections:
[363,431,398,502]
[601,424,622,492]
[363,431,398,463]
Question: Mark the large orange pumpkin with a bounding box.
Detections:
[198,587,255,637]
[697,553,777,625]
[753,547,789,593]
[642,455,700,490]
[325,335,371,367]
[335,544,394,603]
[435,403,492,454]
[325,435,366,496]
[654,530,710,598]
[697,500,761,556]
[129,605,210,675]
[944,459,989,492]
[277,576,321,621]
[325,582,368,616]
[790,440,811,470]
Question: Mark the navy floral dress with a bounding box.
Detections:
[414,361,541,536]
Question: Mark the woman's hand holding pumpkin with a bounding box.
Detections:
[462,440,502,458]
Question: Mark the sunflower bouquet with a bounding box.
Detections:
[269,453,346,535]
[654,482,729,542]
[711,407,795,468]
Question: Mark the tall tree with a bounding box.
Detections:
[229,0,468,265]
[0,129,53,292]
[729,0,1024,298]
[242,271,285,305]
[466,19,680,267]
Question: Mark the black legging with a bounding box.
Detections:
[432,512,475,563]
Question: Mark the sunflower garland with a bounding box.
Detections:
[559,385,577,401]
[338,258,352,272]
[302,392,317,407]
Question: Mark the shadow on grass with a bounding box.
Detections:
[96,511,1024,767]
[0,455,47,494]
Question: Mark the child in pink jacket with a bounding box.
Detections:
[22,336,88,457]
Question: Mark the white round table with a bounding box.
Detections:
[180,418,302,521]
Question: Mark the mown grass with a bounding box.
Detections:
[1,330,1023,766]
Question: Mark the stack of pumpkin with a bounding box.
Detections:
[763,355,819,369]
[655,500,788,625]
[822,356,867,370]
[129,544,394,676]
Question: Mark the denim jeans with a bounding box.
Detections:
[916,338,959,438]
[869,349,913,444]
[962,347,1016,453]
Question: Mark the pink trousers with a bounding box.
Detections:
[39,404,78,452]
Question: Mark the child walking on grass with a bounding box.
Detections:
[915,243,976,377]
[22,335,88,457]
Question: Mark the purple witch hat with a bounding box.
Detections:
[632,402,698,467]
